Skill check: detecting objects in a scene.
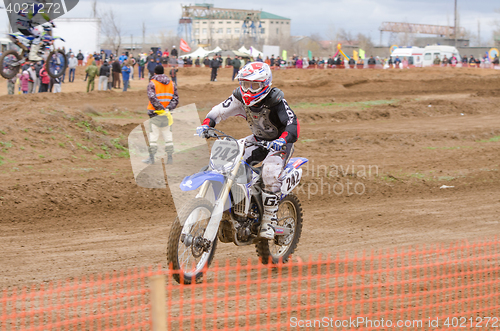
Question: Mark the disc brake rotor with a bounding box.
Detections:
[276,216,295,246]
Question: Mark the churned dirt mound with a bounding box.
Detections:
[1,67,500,287]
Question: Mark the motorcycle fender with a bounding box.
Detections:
[180,171,225,191]
[281,168,302,195]
[180,172,231,211]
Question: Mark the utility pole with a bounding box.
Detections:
[142,22,146,52]
[478,19,481,47]
[454,0,458,46]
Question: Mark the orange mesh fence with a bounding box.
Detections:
[0,266,162,331]
[2,238,500,330]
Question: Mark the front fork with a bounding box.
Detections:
[180,164,239,243]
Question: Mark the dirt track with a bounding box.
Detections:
[0,67,499,287]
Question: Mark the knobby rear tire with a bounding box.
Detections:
[256,193,303,265]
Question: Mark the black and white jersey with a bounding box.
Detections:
[203,87,299,143]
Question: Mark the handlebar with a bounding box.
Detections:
[196,127,275,151]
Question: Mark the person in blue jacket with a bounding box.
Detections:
[121,61,131,92]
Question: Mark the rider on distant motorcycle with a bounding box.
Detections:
[14,0,54,62]
[197,62,300,240]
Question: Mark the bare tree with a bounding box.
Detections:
[325,23,337,42]
[397,32,415,46]
[357,33,375,55]
[494,9,500,46]
[91,0,97,18]
[101,9,122,55]
[337,28,354,44]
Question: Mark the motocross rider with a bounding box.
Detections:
[14,0,53,62]
[197,62,299,240]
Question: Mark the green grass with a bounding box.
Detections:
[424,146,472,150]
[118,151,130,158]
[292,99,398,111]
[96,126,108,135]
[96,152,111,159]
[379,175,396,182]
[110,138,127,151]
[0,156,4,166]
[77,121,92,129]
[477,135,500,143]
[58,143,66,148]
[0,141,12,148]
[379,171,461,183]
[0,130,5,135]
[76,143,93,152]
[300,139,317,143]
[39,155,45,158]
[438,176,455,181]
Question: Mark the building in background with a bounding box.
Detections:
[53,18,101,54]
[180,4,291,49]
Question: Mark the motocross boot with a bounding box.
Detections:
[165,145,174,164]
[29,43,43,62]
[142,146,157,164]
[142,153,155,165]
[260,191,279,239]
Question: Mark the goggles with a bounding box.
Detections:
[239,80,265,93]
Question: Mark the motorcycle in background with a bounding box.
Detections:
[0,23,67,79]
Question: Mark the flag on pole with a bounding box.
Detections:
[359,49,365,60]
[308,50,312,60]
[353,50,359,62]
[180,39,191,52]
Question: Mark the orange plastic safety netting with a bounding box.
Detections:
[1,238,500,330]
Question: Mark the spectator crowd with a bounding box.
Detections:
[5,45,500,95]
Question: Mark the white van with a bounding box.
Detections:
[390,47,425,67]
[422,45,462,67]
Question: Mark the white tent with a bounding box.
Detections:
[208,46,222,55]
[237,46,263,59]
[248,46,264,59]
[238,46,250,54]
[179,47,211,59]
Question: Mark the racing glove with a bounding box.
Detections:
[269,138,286,151]
[196,125,210,138]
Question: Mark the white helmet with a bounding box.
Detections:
[236,62,272,106]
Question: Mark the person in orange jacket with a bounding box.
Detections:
[143,65,179,165]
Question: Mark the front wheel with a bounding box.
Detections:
[46,50,67,79]
[166,198,218,284]
[256,193,303,264]
[0,50,22,79]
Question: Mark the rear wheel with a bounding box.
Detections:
[45,50,67,79]
[0,50,22,79]
[256,193,303,264]
[167,198,217,284]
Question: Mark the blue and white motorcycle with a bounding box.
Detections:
[167,128,308,284]
[0,29,67,79]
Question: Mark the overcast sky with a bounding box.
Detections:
[1,0,498,45]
